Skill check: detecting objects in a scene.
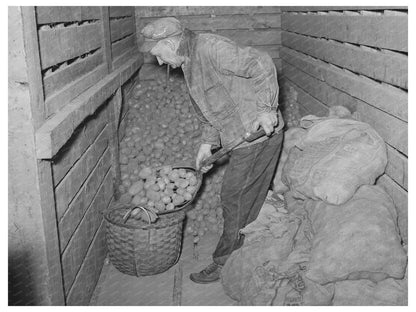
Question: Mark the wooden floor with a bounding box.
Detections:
[90,231,237,306]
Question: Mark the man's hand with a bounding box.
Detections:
[196,143,213,173]
[252,111,278,136]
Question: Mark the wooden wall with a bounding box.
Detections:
[280,7,408,244]
[135,6,282,74]
[9,6,142,305]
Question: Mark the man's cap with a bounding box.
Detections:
[139,17,183,53]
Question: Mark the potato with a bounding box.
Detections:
[161,196,172,204]
[188,175,198,186]
[154,201,165,211]
[178,168,187,178]
[168,170,180,181]
[166,203,175,211]
[146,189,161,202]
[119,193,133,205]
[176,187,186,196]
[172,195,185,206]
[186,185,197,195]
[183,192,193,201]
[128,180,144,195]
[139,167,152,179]
[131,194,143,206]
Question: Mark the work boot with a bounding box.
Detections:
[189,262,222,284]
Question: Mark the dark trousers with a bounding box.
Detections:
[213,131,283,265]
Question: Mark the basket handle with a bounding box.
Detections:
[122,206,153,224]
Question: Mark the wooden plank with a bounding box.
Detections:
[110,17,135,42]
[377,175,408,244]
[195,29,281,46]
[137,6,282,17]
[62,169,113,296]
[112,48,135,71]
[110,6,134,17]
[282,31,408,89]
[55,126,109,220]
[59,148,112,251]
[35,55,143,159]
[280,47,408,122]
[138,14,281,32]
[281,6,408,12]
[52,103,108,185]
[101,7,113,73]
[21,6,45,129]
[65,220,107,305]
[281,60,408,155]
[385,145,408,190]
[38,22,102,69]
[281,14,408,52]
[45,64,108,118]
[108,88,122,200]
[43,51,104,98]
[36,6,101,24]
[111,34,135,60]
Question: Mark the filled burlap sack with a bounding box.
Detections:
[221,193,301,303]
[282,117,387,205]
[273,127,307,194]
[304,185,407,285]
[332,275,407,306]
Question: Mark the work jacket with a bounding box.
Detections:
[178,29,283,149]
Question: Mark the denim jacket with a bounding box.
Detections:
[178,29,283,149]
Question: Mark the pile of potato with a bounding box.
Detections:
[118,74,226,242]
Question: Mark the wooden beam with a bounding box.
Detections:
[281,14,408,52]
[100,7,113,73]
[108,88,123,200]
[136,6,282,17]
[282,31,408,89]
[195,28,281,46]
[35,55,143,159]
[21,6,46,129]
[137,14,281,32]
[36,6,101,24]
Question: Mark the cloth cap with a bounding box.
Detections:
[139,17,183,52]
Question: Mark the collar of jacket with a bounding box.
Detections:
[177,29,197,62]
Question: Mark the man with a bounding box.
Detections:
[140,17,284,284]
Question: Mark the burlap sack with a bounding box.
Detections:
[273,127,307,194]
[305,185,407,285]
[282,117,387,205]
[332,276,407,306]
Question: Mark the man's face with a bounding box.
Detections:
[150,40,183,69]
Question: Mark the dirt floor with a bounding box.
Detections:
[90,231,236,306]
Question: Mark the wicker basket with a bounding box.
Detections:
[104,203,185,276]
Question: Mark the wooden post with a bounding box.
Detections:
[108,88,123,200]
[100,6,113,73]
[9,6,65,305]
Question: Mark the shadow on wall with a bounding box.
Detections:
[8,250,37,306]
